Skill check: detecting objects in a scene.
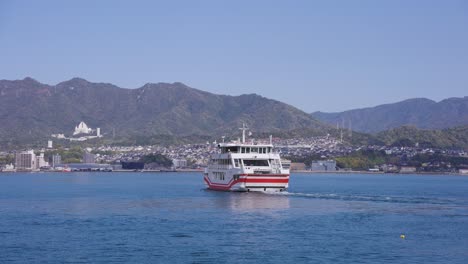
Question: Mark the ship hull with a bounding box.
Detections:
[204,173,289,192]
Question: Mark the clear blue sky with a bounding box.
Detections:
[1,0,467,112]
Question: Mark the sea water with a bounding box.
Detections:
[0,172,467,263]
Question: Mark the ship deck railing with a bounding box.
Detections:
[207,165,236,170]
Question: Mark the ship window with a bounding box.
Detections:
[234,159,239,167]
[226,146,238,153]
[213,171,226,180]
[251,147,258,153]
[243,159,269,167]
[246,148,250,153]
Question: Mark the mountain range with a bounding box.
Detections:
[0,77,467,149]
[312,97,468,133]
[0,77,328,146]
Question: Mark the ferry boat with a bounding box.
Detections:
[204,124,289,192]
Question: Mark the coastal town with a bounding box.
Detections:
[1,122,467,174]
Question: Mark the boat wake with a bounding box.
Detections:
[267,191,459,205]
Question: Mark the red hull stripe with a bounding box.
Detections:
[240,174,289,177]
[204,177,232,190]
[244,178,288,183]
[204,175,288,191]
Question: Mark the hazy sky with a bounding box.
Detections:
[1,0,467,112]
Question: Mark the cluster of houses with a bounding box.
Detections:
[1,135,467,174]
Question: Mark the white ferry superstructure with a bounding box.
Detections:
[204,125,289,192]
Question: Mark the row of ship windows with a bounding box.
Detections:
[213,172,225,180]
[240,147,271,154]
[221,147,272,154]
[211,159,272,167]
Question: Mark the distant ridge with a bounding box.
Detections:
[312,97,468,133]
[375,125,468,149]
[0,77,329,145]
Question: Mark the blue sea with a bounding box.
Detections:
[1,172,467,263]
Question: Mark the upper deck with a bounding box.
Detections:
[211,123,280,159]
[217,142,274,154]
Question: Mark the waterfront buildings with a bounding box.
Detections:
[15,150,36,170]
[290,162,306,171]
[4,134,467,173]
[1,163,15,172]
[50,154,61,168]
[311,160,337,171]
[172,158,187,168]
[36,152,49,168]
[400,166,417,173]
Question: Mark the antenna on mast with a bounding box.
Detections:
[239,123,248,143]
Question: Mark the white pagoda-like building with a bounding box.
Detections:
[51,121,102,141]
[73,121,92,135]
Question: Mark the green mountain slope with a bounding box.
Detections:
[0,77,329,145]
[312,97,468,133]
[376,125,468,149]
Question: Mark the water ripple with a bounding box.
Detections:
[271,191,459,205]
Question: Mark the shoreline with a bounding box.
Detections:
[1,169,467,176]
[292,170,468,176]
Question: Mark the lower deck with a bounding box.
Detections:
[204,172,289,192]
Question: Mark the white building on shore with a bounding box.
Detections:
[15,150,37,171]
[172,158,187,168]
[36,152,49,168]
[15,150,49,171]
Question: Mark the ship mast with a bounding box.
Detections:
[239,123,248,143]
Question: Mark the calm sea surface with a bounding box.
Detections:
[1,172,467,263]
